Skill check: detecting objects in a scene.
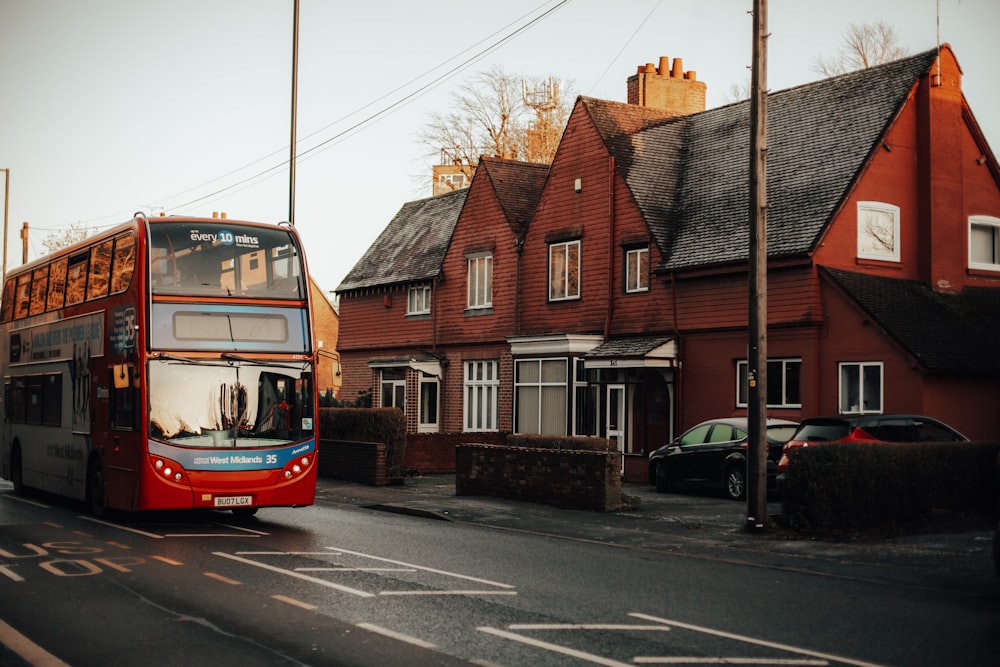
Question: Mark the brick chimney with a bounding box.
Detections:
[627,56,706,116]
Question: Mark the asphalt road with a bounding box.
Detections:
[1,476,997,666]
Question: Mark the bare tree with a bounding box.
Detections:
[813,21,909,77]
[41,223,96,255]
[419,65,573,170]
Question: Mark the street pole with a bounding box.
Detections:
[1,168,9,278]
[746,0,769,531]
[288,0,300,225]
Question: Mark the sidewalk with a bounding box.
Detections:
[314,473,998,581]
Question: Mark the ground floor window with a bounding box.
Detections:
[736,358,801,408]
[464,360,498,432]
[380,368,406,410]
[515,358,567,434]
[839,361,882,414]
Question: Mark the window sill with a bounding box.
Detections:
[464,307,494,317]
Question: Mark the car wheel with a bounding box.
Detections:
[725,465,746,501]
[655,461,672,493]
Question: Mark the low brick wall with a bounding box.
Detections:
[405,432,507,473]
[455,444,622,511]
[317,439,388,486]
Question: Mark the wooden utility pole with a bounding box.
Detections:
[746,0,769,531]
[288,0,300,225]
[20,222,28,264]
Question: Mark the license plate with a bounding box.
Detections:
[214,495,253,507]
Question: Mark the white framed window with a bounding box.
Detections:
[625,246,649,293]
[969,215,1000,271]
[857,201,900,262]
[407,284,431,315]
[418,371,439,433]
[464,360,499,432]
[573,358,597,436]
[515,358,568,434]
[549,240,580,301]
[380,368,406,410]
[467,254,493,309]
[736,358,802,408]
[839,361,883,414]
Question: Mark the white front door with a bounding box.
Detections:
[607,384,626,470]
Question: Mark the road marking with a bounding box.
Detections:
[629,614,886,667]
[152,555,183,566]
[297,567,416,572]
[272,594,316,610]
[325,546,516,589]
[161,532,262,538]
[3,495,50,508]
[0,619,71,667]
[634,659,826,665]
[203,572,241,585]
[379,590,518,596]
[213,551,375,597]
[509,623,670,632]
[357,623,436,649]
[79,516,164,538]
[0,565,25,582]
[106,541,132,550]
[479,626,633,667]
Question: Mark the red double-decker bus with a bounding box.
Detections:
[0,214,318,516]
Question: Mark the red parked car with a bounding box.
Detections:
[777,414,968,475]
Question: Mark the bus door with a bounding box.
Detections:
[101,362,144,510]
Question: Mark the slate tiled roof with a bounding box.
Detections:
[585,336,675,359]
[336,188,468,292]
[584,48,941,272]
[823,267,1000,375]
[479,157,549,237]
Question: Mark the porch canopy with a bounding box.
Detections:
[583,336,677,369]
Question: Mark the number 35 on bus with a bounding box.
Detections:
[0,214,319,516]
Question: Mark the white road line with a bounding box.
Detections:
[203,572,242,585]
[78,516,164,538]
[357,623,436,649]
[508,623,670,632]
[3,495,50,508]
[296,567,416,572]
[325,546,515,589]
[379,590,518,596]
[212,551,375,597]
[0,619,72,667]
[629,614,886,667]
[634,659,826,665]
[478,627,633,667]
[271,594,317,610]
[162,533,262,538]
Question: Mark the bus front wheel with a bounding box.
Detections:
[87,458,106,518]
[9,444,24,495]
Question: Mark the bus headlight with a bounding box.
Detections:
[281,452,313,480]
[151,456,186,483]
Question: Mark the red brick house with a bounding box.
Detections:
[337,45,1000,478]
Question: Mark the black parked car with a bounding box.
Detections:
[648,418,799,501]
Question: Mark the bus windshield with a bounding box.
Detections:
[148,358,314,448]
[149,221,304,299]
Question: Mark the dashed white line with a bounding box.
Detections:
[357,623,436,649]
[213,551,374,597]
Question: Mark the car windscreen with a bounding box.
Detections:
[765,425,798,444]
[789,422,851,442]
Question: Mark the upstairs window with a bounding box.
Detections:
[467,254,492,309]
[969,215,1000,271]
[857,201,900,262]
[625,246,649,293]
[408,285,431,315]
[549,240,580,301]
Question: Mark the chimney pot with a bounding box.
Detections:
[645,63,657,74]
[671,58,684,78]
[658,56,670,75]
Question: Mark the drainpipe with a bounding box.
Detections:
[604,156,616,339]
[514,229,525,335]
[671,271,683,439]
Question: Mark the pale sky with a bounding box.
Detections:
[2,0,997,293]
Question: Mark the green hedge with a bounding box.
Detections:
[319,408,406,479]
[505,434,614,452]
[780,441,1000,534]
